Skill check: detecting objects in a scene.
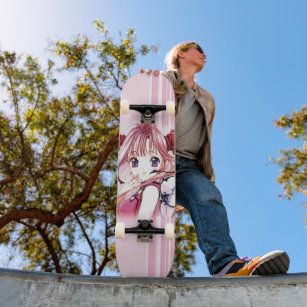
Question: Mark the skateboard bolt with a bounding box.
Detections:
[145,109,151,117]
[139,220,151,230]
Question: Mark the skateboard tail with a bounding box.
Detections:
[116,218,175,277]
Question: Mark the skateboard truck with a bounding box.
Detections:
[130,105,166,124]
[115,220,175,242]
[126,219,164,242]
[120,99,176,124]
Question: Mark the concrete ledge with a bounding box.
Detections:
[1,268,307,306]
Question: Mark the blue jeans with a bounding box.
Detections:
[176,156,238,275]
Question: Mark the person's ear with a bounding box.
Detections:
[177,49,185,59]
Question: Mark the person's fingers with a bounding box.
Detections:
[140,69,159,76]
[175,205,185,212]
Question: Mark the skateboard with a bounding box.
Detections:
[115,73,176,277]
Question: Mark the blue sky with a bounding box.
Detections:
[0,0,306,276]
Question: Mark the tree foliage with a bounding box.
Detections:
[272,105,307,203]
[0,20,197,276]
[169,212,197,277]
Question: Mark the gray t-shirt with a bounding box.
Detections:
[176,87,207,160]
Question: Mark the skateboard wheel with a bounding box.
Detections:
[121,99,130,114]
[165,223,175,240]
[115,222,125,239]
[166,100,175,115]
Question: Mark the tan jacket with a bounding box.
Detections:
[161,70,216,183]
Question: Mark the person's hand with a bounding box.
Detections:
[140,68,160,76]
[175,205,186,212]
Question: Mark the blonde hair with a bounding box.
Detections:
[165,41,203,114]
[164,41,196,71]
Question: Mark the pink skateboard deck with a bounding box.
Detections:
[115,73,176,277]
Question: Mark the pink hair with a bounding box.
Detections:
[118,124,175,205]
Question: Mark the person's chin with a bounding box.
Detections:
[195,61,204,71]
[196,65,204,73]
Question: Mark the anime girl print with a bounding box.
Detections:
[117,123,175,220]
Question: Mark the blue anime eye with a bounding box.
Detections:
[130,158,139,168]
[151,157,160,167]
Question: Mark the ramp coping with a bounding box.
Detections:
[1,268,307,288]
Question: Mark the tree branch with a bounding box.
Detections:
[16,221,62,273]
[2,60,27,162]
[44,166,89,181]
[0,132,118,229]
[78,56,119,121]
[22,75,42,133]
[97,210,109,275]
[0,161,24,186]
[50,118,69,166]
[36,225,62,273]
[73,212,97,275]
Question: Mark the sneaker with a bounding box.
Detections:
[213,250,290,277]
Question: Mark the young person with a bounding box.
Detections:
[140,42,290,276]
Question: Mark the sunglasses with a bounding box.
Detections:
[181,43,205,54]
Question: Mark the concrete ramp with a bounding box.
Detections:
[0,268,306,306]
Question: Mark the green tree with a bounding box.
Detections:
[0,20,197,276]
[272,105,306,209]
[169,212,197,277]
